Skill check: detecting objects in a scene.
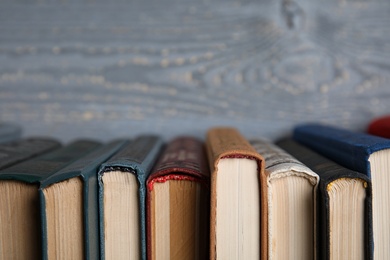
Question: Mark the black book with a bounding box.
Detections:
[276,138,373,260]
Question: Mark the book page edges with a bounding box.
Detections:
[267,163,319,185]
[206,129,264,260]
[265,164,319,260]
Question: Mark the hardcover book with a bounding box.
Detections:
[293,123,387,258]
[250,139,319,260]
[146,136,210,260]
[206,127,264,260]
[39,140,128,260]
[98,135,164,260]
[277,138,373,260]
[0,137,61,170]
[0,140,100,259]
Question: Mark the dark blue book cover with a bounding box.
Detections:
[98,135,164,260]
[294,123,390,176]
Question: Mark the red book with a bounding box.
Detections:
[367,115,390,138]
[146,137,210,260]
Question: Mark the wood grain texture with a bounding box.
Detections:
[0,0,389,142]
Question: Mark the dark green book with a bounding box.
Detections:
[0,137,61,170]
[276,138,373,260]
[39,140,128,260]
[0,140,100,260]
[98,135,164,260]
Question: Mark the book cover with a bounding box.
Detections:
[293,123,390,176]
[206,127,264,260]
[0,137,61,170]
[277,138,373,260]
[0,140,101,259]
[146,136,210,260]
[39,140,128,260]
[98,135,164,260]
[250,139,319,260]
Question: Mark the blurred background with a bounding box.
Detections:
[0,0,389,142]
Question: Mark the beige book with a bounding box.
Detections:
[250,139,319,260]
[206,127,264,260]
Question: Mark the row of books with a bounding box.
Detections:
[0,119,389,260]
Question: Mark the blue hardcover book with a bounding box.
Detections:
[39,140,128,260]
[0,140,100,259]
[98,135,164,260]
[294,123,390,259]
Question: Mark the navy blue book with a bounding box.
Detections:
[294,123,390,259]
[0,140,100,260]
[98,135,164,260]
[39,140,128,260]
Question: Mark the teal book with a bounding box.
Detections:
[293,123,390,259]
[0,123,22,143]
[0,137,61,170]
[0,140,100,260]
[98,135,164,260]
[39,140,128,260]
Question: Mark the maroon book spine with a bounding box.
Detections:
[146,136,210,260]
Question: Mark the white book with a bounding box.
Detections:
[250,139,319,260]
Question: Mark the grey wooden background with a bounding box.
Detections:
[0,0,389,143]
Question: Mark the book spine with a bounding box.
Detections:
[277,138,373,260]
[82,141,128,260]
[250,139,313,172]
[36,140,101,260]
[98,136,164,260]
[316,177,373,260]
[0,138,61,170]
[132,136,164,260]
[206,128,264,260]
[146,136,209,260]
[0,140,101,183]
[148,136,209,182]
[84,172,98,260]
[293,124,390,176]
[251,139,319,260]
[39,190,49,260]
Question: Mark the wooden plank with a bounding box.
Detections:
[0,0,389,141]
